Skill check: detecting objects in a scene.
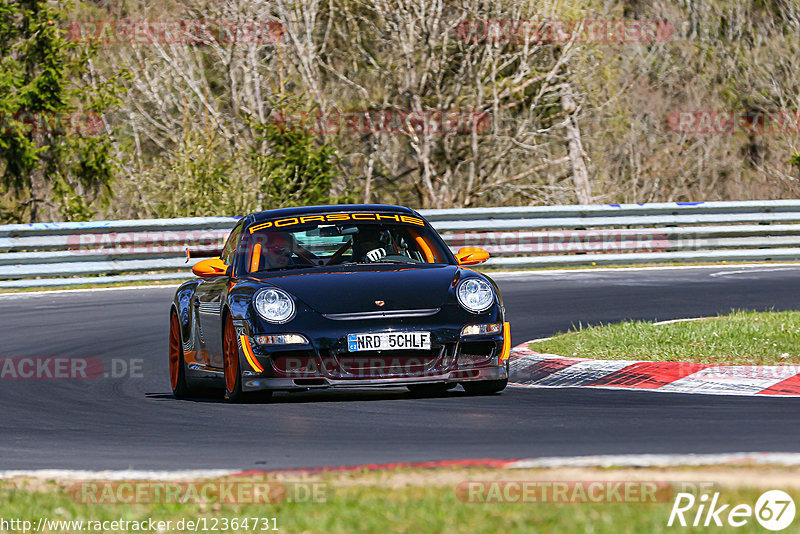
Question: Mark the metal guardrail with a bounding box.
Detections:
[3,200,800,288]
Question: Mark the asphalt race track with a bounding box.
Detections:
[2,265,800,470]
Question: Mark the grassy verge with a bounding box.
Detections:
[2,467,799,533]
[531,310,800,365]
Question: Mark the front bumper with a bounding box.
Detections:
[235,304,509,392]
[242,364,507,392]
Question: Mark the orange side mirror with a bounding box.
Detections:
[192,258,229,278]
[455,246,490,266]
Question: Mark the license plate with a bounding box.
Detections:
[347,332,431,352]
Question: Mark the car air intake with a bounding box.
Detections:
[457,341,496,366]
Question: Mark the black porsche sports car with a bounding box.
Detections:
[169,204,510,401]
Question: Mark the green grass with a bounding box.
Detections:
[532,310,800,365]
[1,474,797,533]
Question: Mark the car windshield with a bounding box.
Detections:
[241,214,452,273]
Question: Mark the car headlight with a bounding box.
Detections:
[254,288,296,323]
[456,278,495,313]
[254,334,308,345]
[461,323,502,336]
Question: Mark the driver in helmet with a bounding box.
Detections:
[355,227,391,262]
[262,232,293,270]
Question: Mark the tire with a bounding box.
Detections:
[222,315,273,403]
[169,311,192,399]
[407,383,456,396]
[223,314,246,402]
[462,378,508,395]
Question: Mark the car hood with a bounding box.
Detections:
[260,264,459,314]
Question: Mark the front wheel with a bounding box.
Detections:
[462,378,508,395]
[169,312,191,399]
[223,315,246,402]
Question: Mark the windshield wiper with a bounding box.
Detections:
[343,259,410,265]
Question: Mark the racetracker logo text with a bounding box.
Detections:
[275,110,490,136]
[456,19,674,43]
[276,356,448,379]
[448,230,670,254]
[667,111,800,135]
[0,110,103,135]
[0,358,142,380]
[66,230,227,255]
[72,481,327,504]
[67,20,284,44]
[457,481,675,503]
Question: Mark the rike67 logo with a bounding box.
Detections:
[668,490,796,531]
